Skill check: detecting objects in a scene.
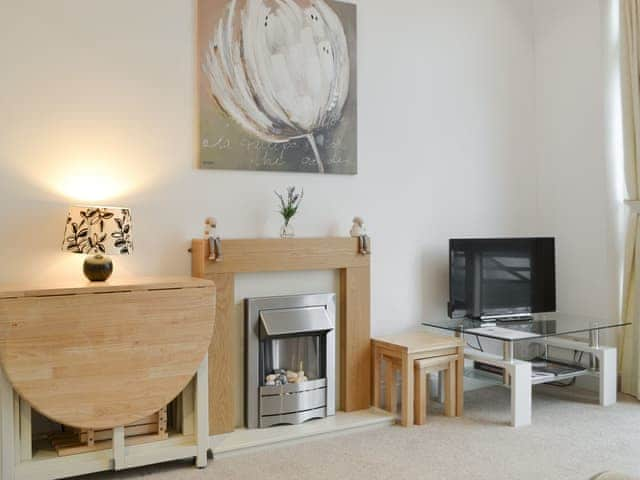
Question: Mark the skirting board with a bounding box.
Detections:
[210,409,393,458]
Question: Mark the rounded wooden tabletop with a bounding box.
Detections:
[0,277,215,430]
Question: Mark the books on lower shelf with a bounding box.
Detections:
[531,370,556,381]
[530,358,587,377]
[474,358,587,381]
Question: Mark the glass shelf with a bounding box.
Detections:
[423,313,630,343]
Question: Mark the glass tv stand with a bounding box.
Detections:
[422,313,629,427]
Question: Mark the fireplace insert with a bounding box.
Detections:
[245,293,336,428]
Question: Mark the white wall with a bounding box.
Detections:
[0,0,539,339]
[532,0,623,335]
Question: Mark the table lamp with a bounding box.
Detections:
[61,206,133,281]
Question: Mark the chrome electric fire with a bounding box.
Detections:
[245,293,336,429]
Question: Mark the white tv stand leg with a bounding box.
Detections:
[509,361,532,427]
[588,330,616,407]
[597,347,617,406]
[464,347,532,427]
[502,342,532,427]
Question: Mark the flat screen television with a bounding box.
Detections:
[448,237,556,320]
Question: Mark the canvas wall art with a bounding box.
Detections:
[197,0,357,174]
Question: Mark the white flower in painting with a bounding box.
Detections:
[203,0,350,173]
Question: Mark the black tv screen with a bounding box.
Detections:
[449,238,556,319]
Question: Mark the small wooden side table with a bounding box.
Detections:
[371,331,464,426]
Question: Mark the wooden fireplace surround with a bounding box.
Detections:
[191,237,371,435]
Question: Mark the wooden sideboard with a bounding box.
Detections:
[191,237,372,435]
[0,276,216,480]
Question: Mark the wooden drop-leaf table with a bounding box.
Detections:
[0,276,216,480]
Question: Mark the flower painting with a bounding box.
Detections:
[198,0,357,174]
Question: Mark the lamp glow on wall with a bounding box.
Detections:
[61,206,133,281]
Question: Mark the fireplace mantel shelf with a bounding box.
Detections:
[191,237,371,435]
[192,237,370,274]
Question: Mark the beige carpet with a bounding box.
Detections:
[76,385,640,480]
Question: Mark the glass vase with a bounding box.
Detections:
[280,221,295,239]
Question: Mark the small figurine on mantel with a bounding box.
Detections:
[204,217,223,262]
[350,216,366,237]
[350,216,371,255]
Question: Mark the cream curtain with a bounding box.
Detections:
[621,0,640,399]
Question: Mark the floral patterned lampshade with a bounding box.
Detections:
[62,206,133,255]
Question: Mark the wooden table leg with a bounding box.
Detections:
[444,360,456,417]
[456,346,464,416]
[195,354,210,468]
[414,365,427,425]
[384,357,396,416]
[400,353,414,426]
[113,426,125,471]
[372,345,380,409]
[19,399,32,461]
[0,366,15,480]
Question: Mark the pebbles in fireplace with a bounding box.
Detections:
[245,293,336,429]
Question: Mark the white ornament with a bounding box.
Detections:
[350,216,365,237]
